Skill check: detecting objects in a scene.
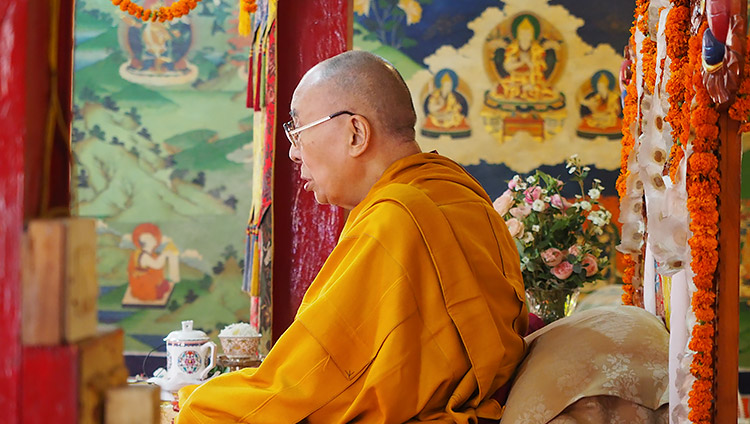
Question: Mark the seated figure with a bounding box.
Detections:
[176,51,528,423]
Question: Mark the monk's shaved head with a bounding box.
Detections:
[296,51,417,141]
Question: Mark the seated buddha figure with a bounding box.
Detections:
[577,70,622,139]
[492,15,560,102]
[422,69,470,138]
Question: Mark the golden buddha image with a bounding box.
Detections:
[576,70,622,139]
[420,68,471,139]
[481,13,566,143]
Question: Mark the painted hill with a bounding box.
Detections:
[75,135,234,221]
[172,131,250,171]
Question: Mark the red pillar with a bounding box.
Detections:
[273,0,352,340]
[1,0,73,420]
[0,1,28,422]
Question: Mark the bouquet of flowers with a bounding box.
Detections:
[493,156,613,292]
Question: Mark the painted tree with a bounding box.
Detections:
[90,124,106,140]
[224,195,238,211]
[138,127,152,141]
[72,127,86,143]
[192,171,206,187]
[125,107,142,125]
[102,96,120,112]
[77,168,90,188]
[354,0,428,49]
[222,244,238,261]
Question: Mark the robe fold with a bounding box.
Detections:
[177,152,528,424]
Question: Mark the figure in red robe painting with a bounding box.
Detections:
[127,222,180,304]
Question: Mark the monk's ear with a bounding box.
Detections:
[347,114,370,158]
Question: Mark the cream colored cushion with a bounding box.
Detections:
[501,306,669,423]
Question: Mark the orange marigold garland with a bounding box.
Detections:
[664,2,691,181]
[640,0,657,95]
[729,40,750,132]
[618,0,644,306]
[686,21,720,424]
[111,0,201,22]
[238,0,258,36]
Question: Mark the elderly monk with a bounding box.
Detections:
[177,51,528,423]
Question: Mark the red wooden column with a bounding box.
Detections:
[0,1,28,422]
[273,0,352,339]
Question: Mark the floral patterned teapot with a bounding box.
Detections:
[164,320,216,385]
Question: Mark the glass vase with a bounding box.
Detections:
[525,287,580,324]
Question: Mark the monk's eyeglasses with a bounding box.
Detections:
[283,110,355,148]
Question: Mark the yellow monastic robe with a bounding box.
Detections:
[177,153,528,423]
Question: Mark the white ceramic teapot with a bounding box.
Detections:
[164,320,216,384]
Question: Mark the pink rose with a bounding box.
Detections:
[509,204,531,219]
[567,245,581,258]
[551,261,574,280]
[541,248,564,267]
[505,218,524,238]
[508,179,518,190]
[493,190,514,216]
[550,194,573,210]
[524,186,542,204]
[582,254,599,277]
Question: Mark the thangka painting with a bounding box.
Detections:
[353,0,630,196]
[71,0,259,356]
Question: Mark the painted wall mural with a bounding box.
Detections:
[354,0,629,200]
[71,0,254,356]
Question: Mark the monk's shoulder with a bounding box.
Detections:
[347,197,421,243]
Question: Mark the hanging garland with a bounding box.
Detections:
[729,41,750,131]
[639,0,657,94]
[111,0,201,22]
[664,1,691,181]
[110,0,257,26]
[685,21,720,424]
[618,0,645,306]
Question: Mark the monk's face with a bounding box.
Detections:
[288,83,354,207]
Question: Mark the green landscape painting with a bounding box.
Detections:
[72,0,254,354]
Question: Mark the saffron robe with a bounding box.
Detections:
[177,153,528,423]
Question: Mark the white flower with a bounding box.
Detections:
[542,195,550,202]
[579,201,592,211]
[568,167,576,174]
[532,199,545,212]
[588,212,605,227]
[526,175,536,184]
[583,166,591,172]
[532,225,540,232]
[588,188,601,200]
[522,232,534,244]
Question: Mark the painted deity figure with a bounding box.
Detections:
[118,0,198,85]
[127,222,180,302]
[491,15,560,101]
[577,70,622,139]
[481,13,567,142]
[421,69,471,138]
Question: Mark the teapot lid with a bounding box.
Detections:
[164,320,209,342]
